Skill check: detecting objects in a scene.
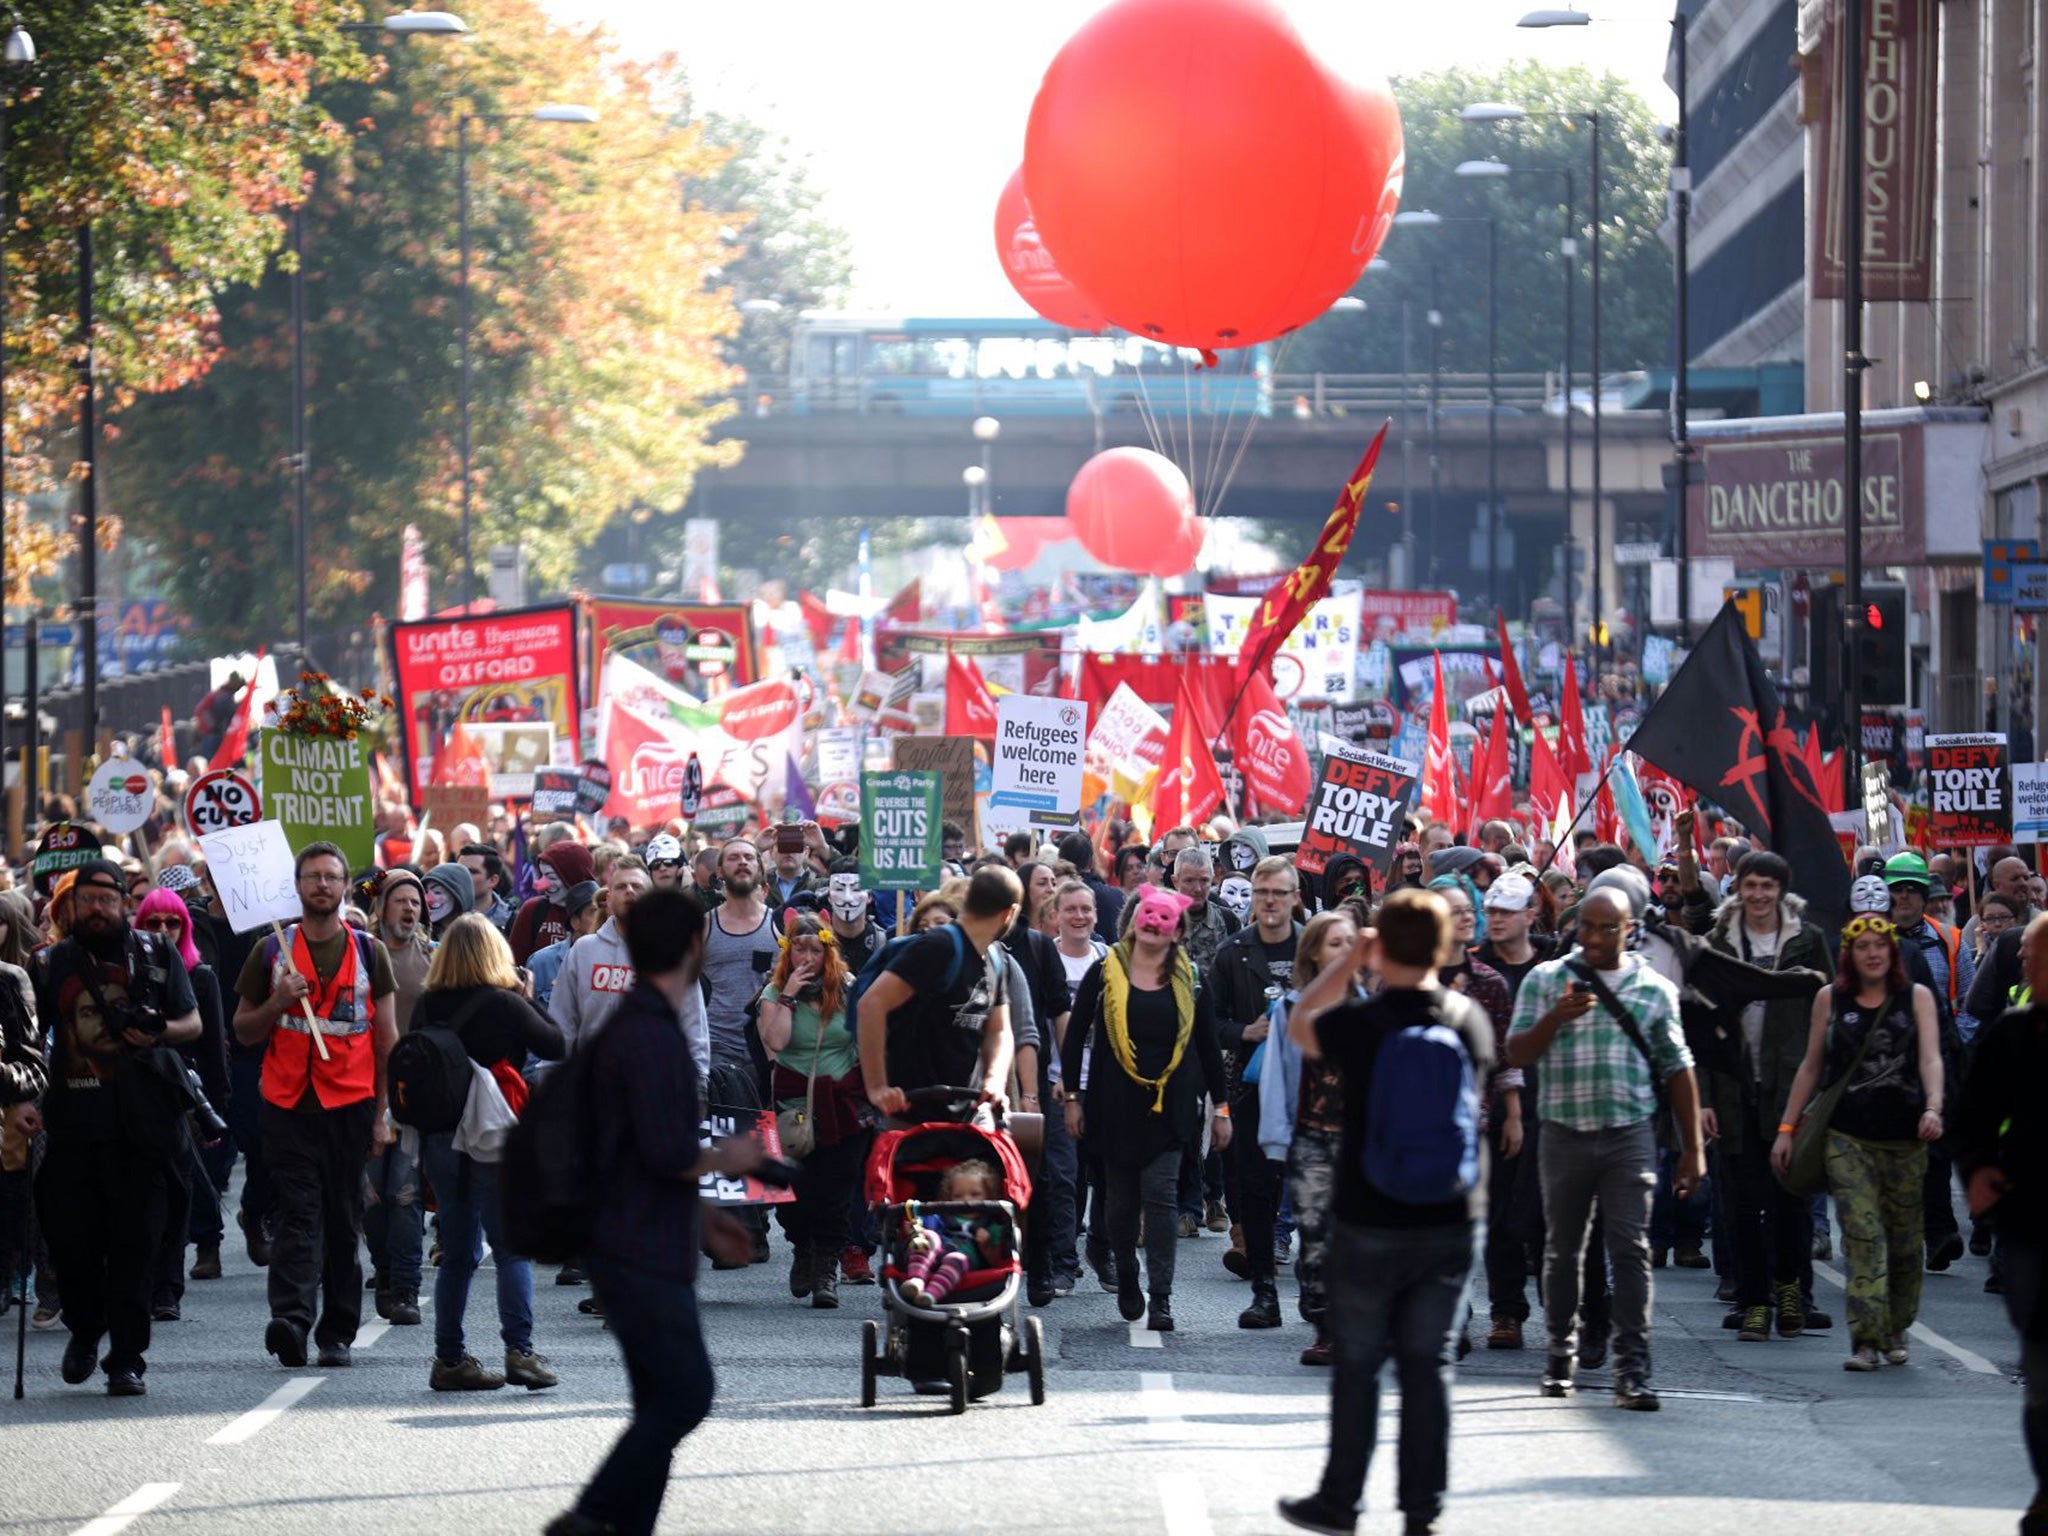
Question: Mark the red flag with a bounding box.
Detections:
[432,721,492,788]
[1421,652,1459,827]
[1495,612,1532,724]
[944,651,999,740]
[1558,658,1591,780]
[1231,668,1313,816]
[1593,747,1621,845]
[1153,673,1226,832]
[838,616,862,668]
[208,666,259,771]
[1233,421,1388,688]
[798,591,835,652]
[1530,727,1570,827]
[1819,748,1844,814]
[880,577,922,630]
[160,705,177,768]
[1473,704,1513,827]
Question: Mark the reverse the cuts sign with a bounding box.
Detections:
[1926,733,2011,846]
[1294,746,1420,878]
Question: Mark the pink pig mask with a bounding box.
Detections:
[1131,886,1195,938]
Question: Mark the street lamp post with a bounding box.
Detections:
[78,225,97,771]
[0,18,32,816]
[456,103,599,608]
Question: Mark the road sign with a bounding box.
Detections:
[1612,541,1661,566]
[1985,539,2040,604]
[2018,564,2048,613]
[183,767,263,838]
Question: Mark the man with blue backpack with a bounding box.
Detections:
[1275,887,1495,1536]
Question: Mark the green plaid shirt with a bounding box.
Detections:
[1508,951,1692,1132]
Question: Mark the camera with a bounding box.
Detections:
[179,1065,228,1144]
[113,1001,170,1042]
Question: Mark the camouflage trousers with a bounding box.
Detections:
[1826,1130,1927,1350]
[1285,1127,1340,1326]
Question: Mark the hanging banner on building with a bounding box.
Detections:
[1294,746,1420,879]
[1687,427,1923,569]
[387,605,581,804]
[1201,590,1362,702]
[988,695,1088,831]
[1359,589,1457,634]
[1926,733,2012,846]
[259,729,375,871]
[587,598,759,702]
[860,770,944,891]
[1811,0,1937,301]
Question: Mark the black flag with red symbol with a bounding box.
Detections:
[1625,601,1849,919]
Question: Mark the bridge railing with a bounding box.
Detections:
[735,371,1554,420]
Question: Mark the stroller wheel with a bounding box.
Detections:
[947,1329,971,1416]
[1025,1316,1046,1407]
[860,1320,880,1408]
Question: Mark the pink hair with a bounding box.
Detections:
[135,887,201,971]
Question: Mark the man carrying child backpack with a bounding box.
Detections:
[1274,888,1495,1536]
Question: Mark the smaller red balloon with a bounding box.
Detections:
[994,167,1105,332]
[1066,448,1194,573]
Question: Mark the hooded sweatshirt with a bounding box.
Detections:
[375,870,434,1034]
[511,841,597,965]
[543,915,709,1086]
[421,862,475,938]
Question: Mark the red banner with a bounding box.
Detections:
[1360,589,1457,632]
[387,605,580,803]
[587,598,759,702]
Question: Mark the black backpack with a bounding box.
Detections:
[387,992,490,1132]
[500,1036,600,1264]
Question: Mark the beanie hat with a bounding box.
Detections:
[541,841,595,888]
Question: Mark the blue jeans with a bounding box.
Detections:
[577,1255,716,1536]
[419,1134,532,1361]
[362,1139,423,1293]
[1316,1219,1481,1525]
[1650,1142,1711,1254]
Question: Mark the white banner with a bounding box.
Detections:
[1202,590,1362,701]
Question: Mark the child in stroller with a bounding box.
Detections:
[899,1161,1012,1305]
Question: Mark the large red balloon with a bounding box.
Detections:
[993,168,1106,332]
[1023,0,1403,351]
[1066,448,1194,573]
[1146,512,1208,579]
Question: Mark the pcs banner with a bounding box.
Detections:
[387,605,581,804]
[588,598,760,701]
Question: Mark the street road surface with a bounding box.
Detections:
[3,1194,2028,1536]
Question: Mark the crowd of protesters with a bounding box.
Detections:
[0,750,2038,1536]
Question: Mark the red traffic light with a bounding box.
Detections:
[1865,603,1883,630]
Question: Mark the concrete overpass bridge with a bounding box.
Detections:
[680,376,1676,608]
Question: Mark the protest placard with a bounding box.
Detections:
[892,735,978,846]
[1294,746,1420,878]
[86,759,154,837]
[197,821,304,933]
[422,784,491,834]
[2013,762,2048,844]
[184,767,262,839]
[860,771,944,891]
[1926,733,2012,846]
[697,1107,795,1206]
[529,768,582,819]
[987,696,1087,831]
[1082,683,1170,805]
[32,822,103,897]
[260,729,374,870]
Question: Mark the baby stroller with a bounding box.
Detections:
[858,1086,1045,1414]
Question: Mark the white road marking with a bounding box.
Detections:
[1139,1369,1181,1430]
[71,1482,179,1536]
[354,1319,391,1350]
[205,1376,326,1445]
[1812,1261,2000,1375]
[1127,1320,1162,1349]
[1158,1473,1216,1536]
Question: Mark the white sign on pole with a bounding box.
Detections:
[197,821,304,934]
[988,694,1088,832]
[2013,762,2048,843]
[86,759,155,836]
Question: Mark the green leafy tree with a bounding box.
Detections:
[1284,63,1674,391]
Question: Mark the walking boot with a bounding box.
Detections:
[1238,1279,1282,1329]
[811,1248,840,1310]
[789,1244,814,1299]
[190,1245,222,1281]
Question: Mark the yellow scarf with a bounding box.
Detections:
[1099,940,1196,1113]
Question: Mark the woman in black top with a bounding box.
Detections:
[415,915,566,1393]
[1774,914,1943,1370]
[1061,886,1229,1332]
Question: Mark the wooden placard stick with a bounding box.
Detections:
[270,918,330,1061]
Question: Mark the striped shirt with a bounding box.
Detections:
[1507,951,1692,1132]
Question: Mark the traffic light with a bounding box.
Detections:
[1588,619,1610,650]
[1856,585,1907,706]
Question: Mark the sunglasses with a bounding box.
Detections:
[1842,915,1896,940]
[136,916,184,933]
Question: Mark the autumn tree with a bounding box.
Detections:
[103,0,743,649]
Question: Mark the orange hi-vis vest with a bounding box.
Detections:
[259,923,377,1111]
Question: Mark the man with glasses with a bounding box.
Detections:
[32,859,201,1395]
[233,843,399,1371]
[1507,888,1704,1410]
[643,833,687,892]
[1209,855,1303,1329]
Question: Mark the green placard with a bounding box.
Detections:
[260,729,375,873]
[860,769,944,891]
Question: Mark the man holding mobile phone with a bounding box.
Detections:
[701,839,783,1264]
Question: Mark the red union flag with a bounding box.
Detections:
[1233,421,1388,689]
[1232,669,1312,815]
[1151,674,1225,833]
